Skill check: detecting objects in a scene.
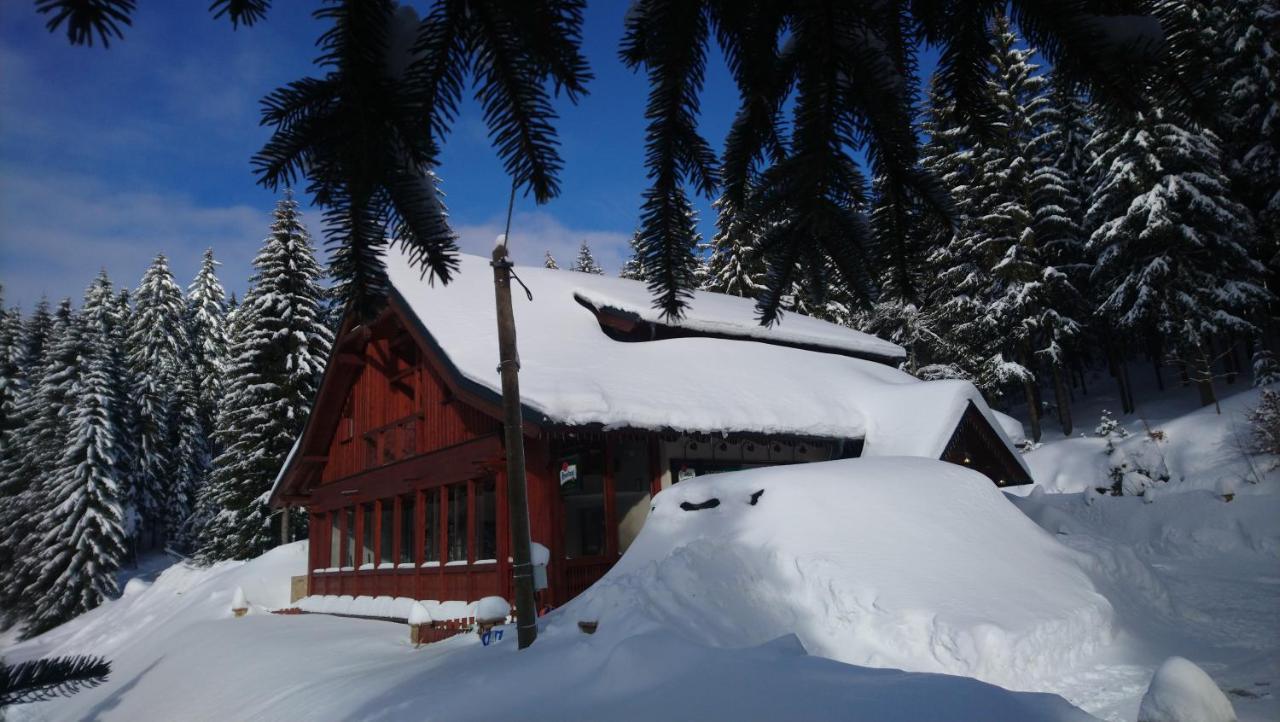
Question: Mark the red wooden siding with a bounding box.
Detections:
[318,330,501,485]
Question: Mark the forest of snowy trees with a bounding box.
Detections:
[0,193,331,638]
[641,3,1277,442]
[0,0,1275,645]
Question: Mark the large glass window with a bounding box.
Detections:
[561,444,605,558]
[329,512,340,567]
[475,479,497,561]
[400,495,415,565]
[380,501,394,565]
[447,483,468,562]
[343,507,355,567]
[361,504,375,567]
[615,438,651,554]
[423,489,440,564]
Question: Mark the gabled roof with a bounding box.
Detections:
[386,249,1025,462]
[270,248,1033,506]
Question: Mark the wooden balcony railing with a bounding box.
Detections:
[363,413,422,469]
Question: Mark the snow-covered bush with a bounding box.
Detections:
[1100,415,1170,496]
[1096,409,1130,444]
[1137,657,1236,722]
[1246,389,1280,470]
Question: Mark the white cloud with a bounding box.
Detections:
[0,168,270,306]
[453,211,631,273]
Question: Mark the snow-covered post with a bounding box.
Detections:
[231,587,249,618]
[408,602,432,647]
[491,237,539,649]
[1137,657,1236,722]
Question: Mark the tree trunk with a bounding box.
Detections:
[1224,336,1240,385]
[1107,346,1134,414]
[1052,363,1073,435]
[1195,346,1219,411]
[1149,335,1164,391]
[1121,359,1136,413]
[280,506,290,546]
[1021,344,1042,442]
[1023,377,1042,442]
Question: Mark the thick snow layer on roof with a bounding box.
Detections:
[572,283,903,361]
[562,458,1113,693]
[386,251,1021,466]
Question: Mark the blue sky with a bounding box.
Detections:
[0,1,935,307]
[0,0,745,306]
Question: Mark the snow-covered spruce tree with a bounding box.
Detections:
[185,249,227,439]
[915,74,997,387]
[0,294,23,474]
[1085,108,1271,409]
[127,254,191,546]
[177,250,227,548]
[24,276,128,638]
[1215,0,1280,275]
[858,177,964,377]
[110,287,142,540]
[0,297,52,628]
[618,233,649,282]
[196,194,332,562]
[0,300,83,625]
[927,18,1083,440]
[703,195,765,298]
[569,240,604,274]
[543,250,559,270]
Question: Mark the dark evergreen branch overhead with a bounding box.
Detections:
[209,0,271,28]
[34,0,134,47]
[0,656,111,707]
[32,0,1185,327]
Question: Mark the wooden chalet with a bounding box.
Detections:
[269,250,1032,610]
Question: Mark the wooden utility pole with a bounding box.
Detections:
[491,239,539,649]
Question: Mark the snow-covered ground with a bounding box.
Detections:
[3,380,1276,722]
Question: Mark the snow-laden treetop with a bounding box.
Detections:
[385,249,1025,466]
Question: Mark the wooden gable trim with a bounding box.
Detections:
[940,401,1032,486]
[270,290,546,507]
[385,287,551,432]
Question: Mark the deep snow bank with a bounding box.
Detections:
[4,523,1098,722]
[562,457,1113,691]
[3,541,307,666]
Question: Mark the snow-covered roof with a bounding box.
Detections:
[385,248,1028,470]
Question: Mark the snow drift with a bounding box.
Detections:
[563,456,1114,692]
[3,515,1098,722]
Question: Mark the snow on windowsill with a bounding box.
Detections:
[473,559,496,565]
[444,560,467,567]
[421,561,440,568]
[339,566,355,572]
[396,562,416,569]
[358,563,376,571]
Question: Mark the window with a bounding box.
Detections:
[400,495,415,565]
[343,508,355,567]
[380,501,394,565]
[329,512,341,567]
[475,479,497,561]
[561,444,605,558]
[446,483,468,563]
[362,504,375,566]
[615,439,651,554]
[423,489,440,564]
